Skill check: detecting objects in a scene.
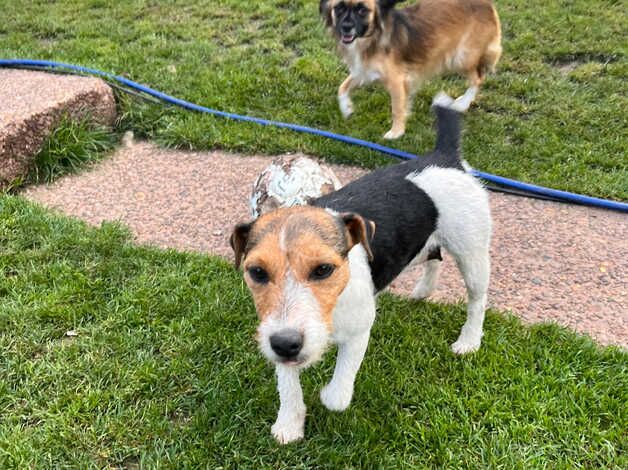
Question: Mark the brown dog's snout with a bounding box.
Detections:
[340,23,354,34]
[339,14,354,30]
[270,329,304,359]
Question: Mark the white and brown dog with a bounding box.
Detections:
[320,0,502,139]
[230,93,491,443]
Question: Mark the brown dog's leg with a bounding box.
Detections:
[383,75,408,139]
[452,69,482,113]
[338,75,357,119]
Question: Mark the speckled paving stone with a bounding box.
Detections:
[0,68,116,188]
[24,140,628,348]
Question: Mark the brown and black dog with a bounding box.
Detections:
[320,0,502,138]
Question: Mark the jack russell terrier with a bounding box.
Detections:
[230,92,492,443]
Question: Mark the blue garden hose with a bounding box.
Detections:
[1,59,626,213]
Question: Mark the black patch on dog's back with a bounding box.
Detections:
[313,162,440,292]
[313,102,463,291]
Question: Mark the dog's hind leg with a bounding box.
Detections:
[452,68,481,113]
[338,75,358,118]
[407,167,492,354]
[480,12,503,77]
[480,36,502,77]
[450,246,490,354]
[440,187,491,354]
[411,248,443,300]
[453,34,501,113]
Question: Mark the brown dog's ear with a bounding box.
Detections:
[230,222,253,269]
[320,0,333,26]
[341,213,375,261]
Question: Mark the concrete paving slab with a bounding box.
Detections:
[0,68,116,188]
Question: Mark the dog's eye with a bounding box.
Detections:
[356,5,369,16]
[334,3,346,14]
[309,264,335,281]
[248,266,269,284]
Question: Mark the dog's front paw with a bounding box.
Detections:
[451,336,481,355]
[338,94,354,119]
[320,382,353,411]
[271,418,304,444]
[383,128,405,140]
[451,324,483,354]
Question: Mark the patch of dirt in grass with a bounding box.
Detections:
[168,409,193,426]
[556,61,580,75]
[547,52,620,75]
[119,455,140,470]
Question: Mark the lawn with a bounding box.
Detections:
[1,196,626,467]
[1,0,627,467]
[1,0,626,199]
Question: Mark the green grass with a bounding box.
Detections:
[28,116,118,185]
[1,1,627,466]
[1,196,626,467]
[1,0,626,199]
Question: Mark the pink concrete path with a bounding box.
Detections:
[23,140,627,347]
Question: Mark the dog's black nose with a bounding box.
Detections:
[270,329,303,359]
[341,23,353,34]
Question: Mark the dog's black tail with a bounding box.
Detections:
[430,92,463,168]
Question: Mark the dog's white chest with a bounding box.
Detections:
[345,47,381,85]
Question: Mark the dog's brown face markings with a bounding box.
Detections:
[323,1,378,44]
[231,206,373,329]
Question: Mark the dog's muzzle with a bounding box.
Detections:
[270,328,304,361]
[340,24,356,44]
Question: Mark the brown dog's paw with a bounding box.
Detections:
[383,128,405,140]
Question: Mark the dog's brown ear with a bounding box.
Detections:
[320,0,333,26]
[230,222,253,269]
[341,213,375,261]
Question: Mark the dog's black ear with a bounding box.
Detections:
[230,222,253,269]
[320,0,333,26]
[341,213,375,261]
[378,0,404,13]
